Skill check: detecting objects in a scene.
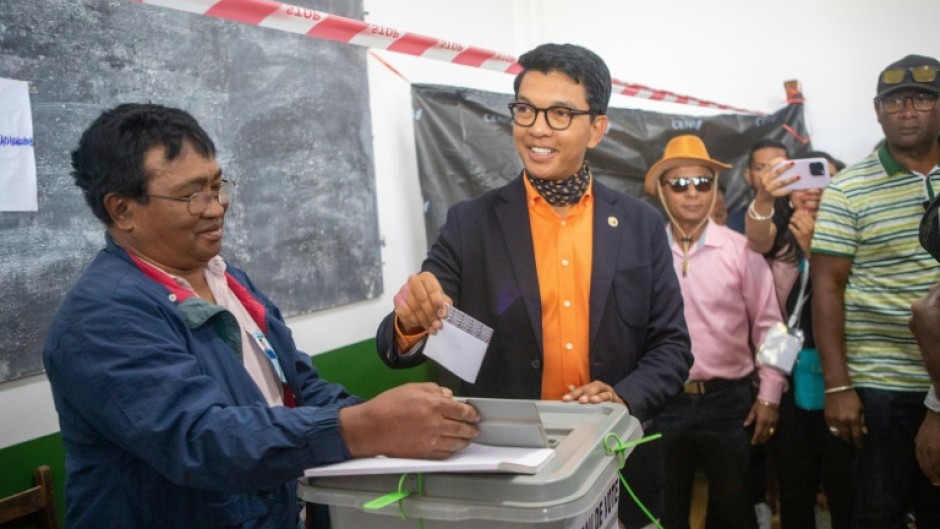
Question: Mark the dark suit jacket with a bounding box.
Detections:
[377,176,692,526]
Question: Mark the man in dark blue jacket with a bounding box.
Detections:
[376,43,692,529]
[43,103,480,528]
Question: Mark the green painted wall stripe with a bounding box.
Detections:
[310,339,437,399]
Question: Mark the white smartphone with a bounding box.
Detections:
[774,157,831,192]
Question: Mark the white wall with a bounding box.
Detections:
[2,0,939,449]
[365,0,940,163]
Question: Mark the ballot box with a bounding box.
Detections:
[298,400,643,529]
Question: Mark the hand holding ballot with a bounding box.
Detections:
[339,383,480,460]
[393,271,451,335]
[393,269,491,383]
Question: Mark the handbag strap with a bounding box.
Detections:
[787,258,810,329]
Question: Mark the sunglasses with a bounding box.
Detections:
[881,65,939,85]
[663,176,714,193]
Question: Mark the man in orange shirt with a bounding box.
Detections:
[376,43,692,528]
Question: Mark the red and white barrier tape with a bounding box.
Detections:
[132,0,761,114]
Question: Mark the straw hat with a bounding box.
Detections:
[644,135,731,196]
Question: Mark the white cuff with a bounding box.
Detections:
[925,386,940,413]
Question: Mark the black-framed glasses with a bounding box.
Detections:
[881,65,939,85]
[663,176,714,193]
[878,93,939,114]
[147,179,236,215]
[507,102,593,131]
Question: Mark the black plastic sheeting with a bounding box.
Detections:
[412,83,812,245]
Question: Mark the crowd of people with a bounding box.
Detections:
[42,42,940,529]
[381,48,940,529]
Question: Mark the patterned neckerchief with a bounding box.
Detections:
[525,163,591,206]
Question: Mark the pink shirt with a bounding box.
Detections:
[668,222,787,404]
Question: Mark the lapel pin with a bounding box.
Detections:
[608,216,619,228]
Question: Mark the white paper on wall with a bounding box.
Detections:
[0,78,37,212]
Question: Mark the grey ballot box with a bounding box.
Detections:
[298,400,642,529]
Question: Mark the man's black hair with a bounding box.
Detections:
[513,43,612,116]
[71,103,216,224]
[747,138,789,167]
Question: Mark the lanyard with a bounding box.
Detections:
[788,259,810,329]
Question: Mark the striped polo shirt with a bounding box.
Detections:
[812,141,940,391]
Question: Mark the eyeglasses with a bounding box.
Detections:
[881,65,939,85]
[878,93,939,114]
[147,179,236,215]
[507,102,593,131]
[662,176,714,193]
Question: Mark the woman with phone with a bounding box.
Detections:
[747,151,855,529]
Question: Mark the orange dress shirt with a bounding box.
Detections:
[524,177,594,399]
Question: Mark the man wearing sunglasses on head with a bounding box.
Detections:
[811,54,940,528]
[644,135,784,529]
[377,43,693,529]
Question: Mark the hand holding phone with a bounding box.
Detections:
[774,157,831,192]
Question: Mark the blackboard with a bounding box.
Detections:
[0,0,382,382]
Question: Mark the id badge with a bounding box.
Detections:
[250,330,287,384]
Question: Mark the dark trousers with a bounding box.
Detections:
[620,435,664,529]
[852,388,940,529]
[658,381,757,529]
[772,381,854,529]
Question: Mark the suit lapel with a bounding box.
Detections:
[589,183,620,351]
[495,177,544,353]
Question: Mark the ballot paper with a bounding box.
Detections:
[303,442,554,477]
[423,305,492,383]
